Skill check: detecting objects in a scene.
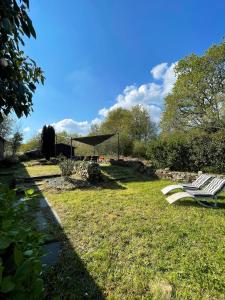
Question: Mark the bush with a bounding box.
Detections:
[132,140,147,158]
[147,135,191,171]
[58,158,75,179]
[147,131,225,173]
[190,132,225,173]
[0,185,43,299]
[75,161,102,182]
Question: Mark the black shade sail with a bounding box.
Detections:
[72,134,115,146]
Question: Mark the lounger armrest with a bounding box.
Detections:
[161,184,183,195]
[166,192,195,204]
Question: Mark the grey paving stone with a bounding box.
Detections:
[41,241,61,266]
[39,197,49,208]
[36,211,48,231]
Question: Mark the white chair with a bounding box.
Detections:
[161,174,213,195]
[166,178,225,207]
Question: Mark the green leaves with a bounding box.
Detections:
[161,40,225,134]
[14,247,24,266]
[1,276,15,293]
[0,186,44,298]
[0,237,11,250]
[2,18,12,32]
[0,0,44,119]
[24,188,36,199]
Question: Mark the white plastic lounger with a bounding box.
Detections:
[161,174,213,195]
[166,178,225,207]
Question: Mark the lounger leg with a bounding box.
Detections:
[197,197,218,208]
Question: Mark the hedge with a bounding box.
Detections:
[147,132,225,173]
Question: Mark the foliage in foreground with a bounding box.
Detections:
[0,185,44,299]
[0,0,44,120]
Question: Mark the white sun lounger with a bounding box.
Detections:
[161,174,213,195]
[166,178,225,207]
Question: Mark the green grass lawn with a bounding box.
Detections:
[16,163,60,177]
[40,164,225,299]
[2,162,225,299]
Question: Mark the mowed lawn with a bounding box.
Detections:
[26,164,225,299]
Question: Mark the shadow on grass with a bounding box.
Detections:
[101,164,158,183]
[173,197,225,209]
[0,162,105,299]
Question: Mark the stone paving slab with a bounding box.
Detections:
[41,241,61,266]
[36,211,48,231]
[39,197,62,226]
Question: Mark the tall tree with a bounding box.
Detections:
[95,106,157,156]
[11,130,23,156]
[100,108,133,155]
[0,114,12,138]
[0,0,44,121]
[41,125,56,160]
[161,40,225,134]
[130,105,156,141]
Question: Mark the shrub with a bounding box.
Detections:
[147,136,191,171]
[58,158,75,179]
[0,185,43,299]
[132,140,147,158]
[75,161,102,182]
[190,132,225,173]
[147,131,225,173]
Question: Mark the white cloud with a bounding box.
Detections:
[150,62,168,80]
[48,62,177,136]
[98,62,177,122]
[23,127,30,133]
[51,118,102,135]
[52,119,90,134]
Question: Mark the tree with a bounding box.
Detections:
[0,0,44,121]
[41,125,55,160]
[19,133,41,152]
[161,40,225,134]
[130,105,157,141]
[11,130,23,156]
[100,108,133,155]
[0,114,13,139]
[93,106,157,156]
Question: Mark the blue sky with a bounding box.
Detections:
[21,0,225,139]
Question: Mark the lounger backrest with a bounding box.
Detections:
[203,178,225,195]
[193,174,212,188]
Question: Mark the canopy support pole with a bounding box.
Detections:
[70,137,73,158]
[117,132,120,160]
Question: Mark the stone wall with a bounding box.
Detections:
[110,159,225,182]
[155,169,199,182]
[110,159,155,177]
[156,168,225,182]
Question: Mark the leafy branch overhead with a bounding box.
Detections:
[0,0,45,121]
